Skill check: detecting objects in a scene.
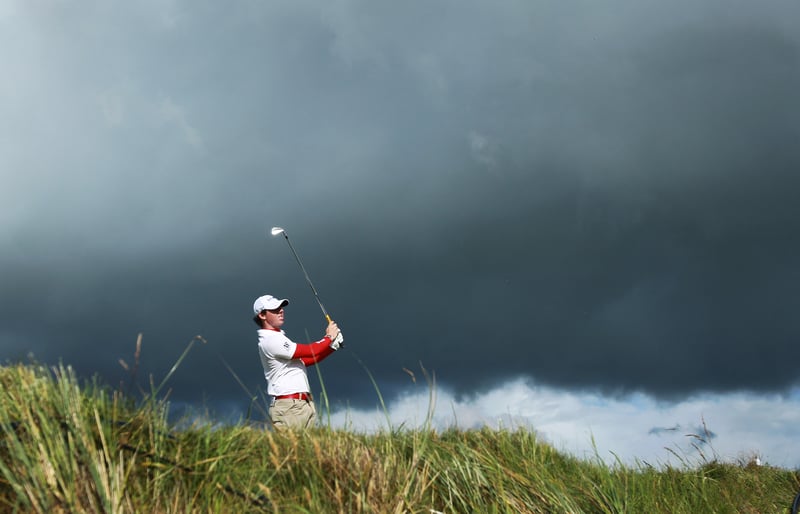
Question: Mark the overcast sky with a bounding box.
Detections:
[2,1,799,467]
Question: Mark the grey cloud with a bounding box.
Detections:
[1,0,799,415]
[649,425,680,436]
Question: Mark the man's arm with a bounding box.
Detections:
[292,336,336,366]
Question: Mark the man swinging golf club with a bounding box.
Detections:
[254,294,343,430]
[256,226,344,430]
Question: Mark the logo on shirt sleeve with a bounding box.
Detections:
[283,342,290,350]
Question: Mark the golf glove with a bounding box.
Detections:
[330,332,344,350]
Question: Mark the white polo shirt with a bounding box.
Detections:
[257,328,310,396]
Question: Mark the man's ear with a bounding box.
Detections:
[254,312,266,327]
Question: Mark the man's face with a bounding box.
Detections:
[263,305,285,329]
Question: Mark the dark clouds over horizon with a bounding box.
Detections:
[2,0,799,417]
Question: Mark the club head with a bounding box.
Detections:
[270,227,285,236]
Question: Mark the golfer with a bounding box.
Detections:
[253,294,342,430]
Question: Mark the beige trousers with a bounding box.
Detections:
[269,399,317,430]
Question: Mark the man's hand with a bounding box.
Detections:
[330,332,344,350]
[326,320,344,350]
[325,321,339,340]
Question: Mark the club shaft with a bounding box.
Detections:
[281,233,331,322]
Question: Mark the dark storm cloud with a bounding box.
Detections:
[1,0,799,416]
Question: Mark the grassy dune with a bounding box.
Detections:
[1,362,798,513]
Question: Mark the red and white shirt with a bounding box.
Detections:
[257,328,335,397]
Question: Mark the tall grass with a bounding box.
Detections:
[1,360,798,513]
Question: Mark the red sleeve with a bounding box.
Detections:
[292,337,335,367]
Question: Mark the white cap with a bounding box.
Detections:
[253,295,289,315]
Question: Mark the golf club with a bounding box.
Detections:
[270,227,332,323]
